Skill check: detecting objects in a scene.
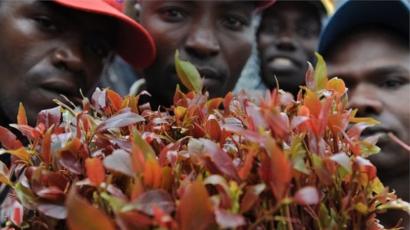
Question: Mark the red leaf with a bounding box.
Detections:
[304,89,321,118]
[264,112,289,139]
[223,92,233,115]
[143,158,162,188]
[246,104,268,130]
[355,156,377,180]
[103,149,134,177]
[0,126,23,150]
[58,138,83,175]
[178,180,214,230]
[96,111,144,132]
[290,116,309,130]
[294,186,320,205]
[41,128,53,165]
[206,97,223,111]
[116,211,152,230]
[85,158,105,185]
[107,89,123,112]
[305,62,315,89]
[91,88,107,110]
[130,189,175,216]
[37,203,67,219]
[221,124,265,145]
[240,184,266,213]
[330,152,352,172]
[131,142,146,173]
[205,118,221,141]
[195,138,240,181]
[36,106,61,129]
[347,122,371,140]
[35,186,65,201]
[59,151,82,175]
[10,201,23,226]
[238,150,256,180]
[66,188,116,230]
[11,124,42,140]
[17,103,28,125]
[326,77,346,97]
[215,208,245,229]
[263,138,292,201]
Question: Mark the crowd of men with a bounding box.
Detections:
[0,0,408,228]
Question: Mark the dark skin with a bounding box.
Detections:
[138,0,256,108]
[326,28,410,228]
[258,1,321,96]
[0,0,116,127]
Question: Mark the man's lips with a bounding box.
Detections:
[170,66,224,88]
[267,57,298,72]
[197,68,223,82]
[37,78,82,103]
[361,127,393,145]
[265,55,303,73]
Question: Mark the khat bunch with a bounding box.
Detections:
[0,52,408,229]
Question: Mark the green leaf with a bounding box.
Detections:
[0,161,12,186]
[174,50,202,93]
[287,136,310,174]
[376,199,410,213]
[132,129,156,160]
[354,202,368,214]
[370,177,385,194]
[330,152,352,173]
[0,148,31,163]
[359,141,381,157]
[15,182,38,209]
[314,52,328,90]
[311,153,323,168]
[100,192,126,212]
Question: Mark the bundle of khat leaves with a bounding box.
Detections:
[0,53,408,229]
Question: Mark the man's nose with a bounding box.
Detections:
[275,30,297,52]
[51,38,85,75]
[348,84,383,116]
[185,26,220,59]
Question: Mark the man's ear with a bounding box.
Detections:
[124,0,141,22]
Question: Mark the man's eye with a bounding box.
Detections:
[160,8,185,22]
[88,40,112,59]
[34,16,59,32]
[222,16,248,31]
[380,78,405,89]
[297,27,316,38]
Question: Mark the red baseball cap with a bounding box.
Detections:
[53,0,156,69]
[256,0,277,11]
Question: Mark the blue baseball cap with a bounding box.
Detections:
[318,0,410,56]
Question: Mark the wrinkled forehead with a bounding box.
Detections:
[140,0,257,11]
[326,28,410,79]
[327,27,409,63]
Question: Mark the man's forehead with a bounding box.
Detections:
[143,0,255,8]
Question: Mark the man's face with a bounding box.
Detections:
[0,0,116,125]
[139,0,255,107]
[258,1,321,95]
[327,29,410,179]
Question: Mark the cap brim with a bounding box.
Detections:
[318,0,410,55]
[256,0,276,11]
[54,0,156,69]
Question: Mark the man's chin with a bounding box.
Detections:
[263,70,303,88]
